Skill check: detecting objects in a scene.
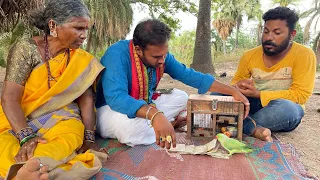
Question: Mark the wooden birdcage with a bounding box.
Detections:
[187,94,244,140]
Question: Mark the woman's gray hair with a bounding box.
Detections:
[29,0,90,34]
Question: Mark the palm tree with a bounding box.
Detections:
[84,0,197,54]
[212,0,236,55]
[0,0,44,66]
[0,0,133,64]
[85,0,133,54]
[0,0,44,33]
[0,22,29,67]
[212,0,261,54]
[212,18,235,55]
[234,0,261,49]
[190,0,214,74]
[301,0,320,65]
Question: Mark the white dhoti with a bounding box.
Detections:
[96,88,188,147]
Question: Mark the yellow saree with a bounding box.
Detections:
[0,42,106,179]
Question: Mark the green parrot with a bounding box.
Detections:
[216,133,253,156]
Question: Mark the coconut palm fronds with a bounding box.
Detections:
[212,19,236,41]
[0,0,44,33]
[85,0,133,53]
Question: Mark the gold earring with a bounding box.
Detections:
[50,30,57,37]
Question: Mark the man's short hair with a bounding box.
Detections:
[262,7,299,32]
[133,19,171,49]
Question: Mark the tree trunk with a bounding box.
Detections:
[223,40,226,55]
[257,22,262,45]
[312,31,320,67]
[317,40,320,67]
[235,16,241,49]
[93,46,97,56]
[235,27,239,49]
[85,24,95,52]
[190,0,215,74]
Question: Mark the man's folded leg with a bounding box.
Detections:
[96,89,189,146]
[96,105,155,147]
[248,99,304,132]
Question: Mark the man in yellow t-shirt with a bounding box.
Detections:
[232,7,316,141]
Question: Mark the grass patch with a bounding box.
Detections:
[213,48,246,64]
[169,43,245,68]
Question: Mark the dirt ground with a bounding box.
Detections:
[0,61,319,178]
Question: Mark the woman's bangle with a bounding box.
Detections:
[84,130,95,143]
[150,111,164,128]
[16,127,34,142]
[20,134,37,147]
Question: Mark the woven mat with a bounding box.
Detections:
[92,133,317,180]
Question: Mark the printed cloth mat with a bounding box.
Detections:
[92,133,317,180]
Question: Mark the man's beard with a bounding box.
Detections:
[262,35,291,56]
[140,55,155,68]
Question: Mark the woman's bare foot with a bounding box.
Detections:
[253,127,273,142]
[17,158,49,180]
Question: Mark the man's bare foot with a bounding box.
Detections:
[16,158,49,180]
[253,127,273,142]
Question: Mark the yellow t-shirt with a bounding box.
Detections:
[231,42,316,107]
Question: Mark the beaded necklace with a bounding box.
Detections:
[43,34,70,89]
[148,68,153,103]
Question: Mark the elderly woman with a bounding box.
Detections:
[0,0,107,179]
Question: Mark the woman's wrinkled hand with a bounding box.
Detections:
[15,137,47,162]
